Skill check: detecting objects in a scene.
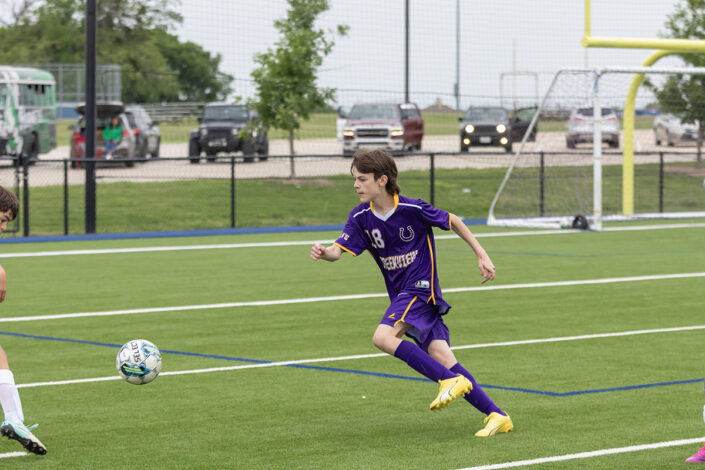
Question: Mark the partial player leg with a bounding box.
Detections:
[427,339,513,436]
[0,354,46,455]
[372,323,471,411]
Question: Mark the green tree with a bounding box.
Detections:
[657,0,705,167]
[0,0,232,103]
[249,0,347,154]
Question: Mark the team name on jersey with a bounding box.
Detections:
[379,250,418,271]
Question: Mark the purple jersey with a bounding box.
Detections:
[334,194,452,312]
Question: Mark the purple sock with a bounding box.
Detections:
[450,363,505,416]
[393,340,456,382]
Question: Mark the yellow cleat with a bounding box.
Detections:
[474,412,513,437]
[429,374,472,411]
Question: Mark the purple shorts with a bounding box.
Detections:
[379,294,451,351]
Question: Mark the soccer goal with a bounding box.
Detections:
[487,67,705,231]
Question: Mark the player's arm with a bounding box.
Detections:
[311,243,343,262]
[0,264,6,302]
[449,213,495,284]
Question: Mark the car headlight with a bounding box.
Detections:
[200,128,207,137]
[390,126,404,137]
[343,127,355,137]
[496,124,507,133]
[464,124,474,133]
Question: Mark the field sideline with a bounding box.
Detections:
[0,224,703,468]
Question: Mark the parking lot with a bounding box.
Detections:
[4,129,697,189]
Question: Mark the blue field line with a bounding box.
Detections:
[0,330,700,395]
[0,218,488,244]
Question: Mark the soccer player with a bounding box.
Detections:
[310,149,513,436]
[685,379,705,463]
[0,186,46,455]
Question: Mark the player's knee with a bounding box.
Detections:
[371,332,385,351]
[372,330,392,353]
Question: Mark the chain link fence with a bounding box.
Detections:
[0,148,703,238]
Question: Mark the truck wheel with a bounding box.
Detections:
[188,138,201,164]
[151,137,161,158]
[22,134,39,166]
[257,138,269,161]
[242,139,255,163]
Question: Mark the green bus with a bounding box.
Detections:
[0,66,57,163]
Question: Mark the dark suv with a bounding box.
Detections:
[459,106,536,153]
[189,103,268,163]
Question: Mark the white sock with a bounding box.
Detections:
[0,369,24,423]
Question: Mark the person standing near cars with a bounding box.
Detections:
[103,116,122,160]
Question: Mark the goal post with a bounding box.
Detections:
[487,66,705,230]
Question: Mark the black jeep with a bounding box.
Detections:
[188,103,268,163]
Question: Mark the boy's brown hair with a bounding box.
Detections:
[350,149,400,195]
[0,186,19,220]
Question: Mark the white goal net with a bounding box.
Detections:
[488,67,705,230]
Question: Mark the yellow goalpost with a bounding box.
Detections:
[582,0,705,216]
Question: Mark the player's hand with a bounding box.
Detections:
[478,254,495,284]
[311,243,326,261]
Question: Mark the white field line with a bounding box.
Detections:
[16,323,705,389]
[0,222,704,259]
[0,451,27,459]
[1,271,704,323]
[455,436,705,470]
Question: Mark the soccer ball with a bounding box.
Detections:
[116,339,162,385]
[559,216,573,229]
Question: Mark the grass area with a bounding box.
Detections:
[0,226,703,468]
[9,159,705,236]
[57,113,654,147]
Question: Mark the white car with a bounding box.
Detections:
[653,113,699,146]
[565,107,620,149]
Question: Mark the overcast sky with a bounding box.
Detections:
[174,0,691,109]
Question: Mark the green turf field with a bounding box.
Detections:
[0,224,703,468]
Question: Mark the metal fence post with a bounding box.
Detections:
[22,155,29,237]
[659,151,664,213]
[64,159,69,235]
[429,153,435,206]
[230,156,236,228]
[539,151,545,217]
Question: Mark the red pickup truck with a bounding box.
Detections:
[342,102,424,156]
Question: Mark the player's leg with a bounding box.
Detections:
[374,296,471,411]
[0,347,46,455]
[426,338,513,437]
[427,339,505,415]
[0,348,23,423]
[373,322,457,381]
[373,323,472,411]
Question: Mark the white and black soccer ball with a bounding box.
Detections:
[116,339,162,385]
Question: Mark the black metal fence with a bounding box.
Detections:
[0,151,703,238]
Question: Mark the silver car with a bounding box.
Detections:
[566,107,620,149]
[653,113,699,146]
[125,105,161,158]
